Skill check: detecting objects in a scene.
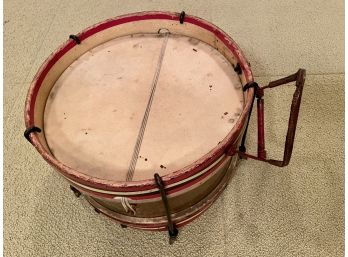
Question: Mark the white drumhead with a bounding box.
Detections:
[44,33,244,182]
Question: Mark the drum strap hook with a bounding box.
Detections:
[154,173,178,244]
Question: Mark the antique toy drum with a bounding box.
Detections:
[24,11,305,242]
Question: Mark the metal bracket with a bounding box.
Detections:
[24,126,41,143]
[228,69,306,167]
[69,185,81,197]
[154,173,178,244]
[179,11,185,24]
[69,34,81,44]
[234,63,242,74]
[237,82,260,155]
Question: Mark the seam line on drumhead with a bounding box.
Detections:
[126,32,170,182]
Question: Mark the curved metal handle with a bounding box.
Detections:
[234,69,306,167]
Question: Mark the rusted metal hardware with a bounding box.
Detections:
[234,63,242,74]
[154,173,178,244]
[24,126,41,143]
[238,81,260,156]
[228,69,306,167]
[179,11,185,24]
[69,185,81,197]
[69,34,81,44]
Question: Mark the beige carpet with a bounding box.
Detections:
[4,1,344,256]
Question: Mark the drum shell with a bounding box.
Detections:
[71,154,239,230]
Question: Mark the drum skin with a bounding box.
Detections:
[24,11,254,230]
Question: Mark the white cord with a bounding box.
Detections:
[115,196,136,215]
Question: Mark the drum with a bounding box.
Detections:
[24,11,305,243]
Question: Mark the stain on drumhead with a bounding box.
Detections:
[133,43,142,48]
[188,37,199,45]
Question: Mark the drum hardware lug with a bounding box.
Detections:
[69,34,81,45]
[236,69,306,167]
[234,63,242,75]
[69,185,81,197]
[24,126,41,144]
[154,173,178,244]
[179,11,185,24]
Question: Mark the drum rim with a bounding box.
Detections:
[24,11,254,193]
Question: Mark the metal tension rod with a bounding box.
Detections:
[154,173,178,244]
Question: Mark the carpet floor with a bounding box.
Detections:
[4,1,344,256]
